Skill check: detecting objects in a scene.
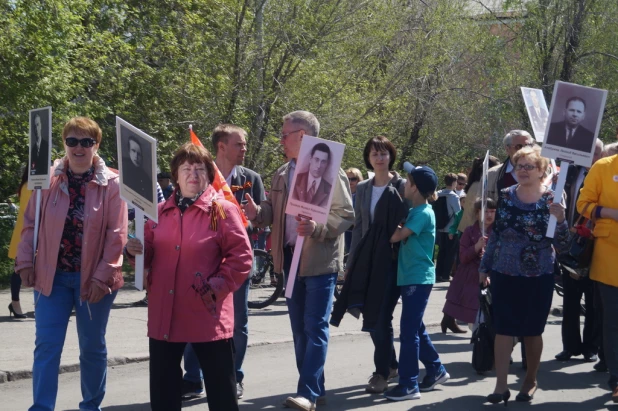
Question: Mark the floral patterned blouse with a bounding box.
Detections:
[57,167,95,272]
[479,185,569,277]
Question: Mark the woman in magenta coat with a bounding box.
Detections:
[442,198,496,325]
[126,142,252,411]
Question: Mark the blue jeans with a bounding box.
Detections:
[284,247,336,402]
[31,271,116,411]
[184,271,251,384]
[367,260,400,378]
[398,284,442,388]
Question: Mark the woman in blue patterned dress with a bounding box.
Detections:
[479,145,569,405]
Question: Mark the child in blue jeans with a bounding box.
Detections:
[384,162,450,401]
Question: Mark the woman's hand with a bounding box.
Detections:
[549,202,566,223]
[474,236,487,253]
[19,268,35,287]
[86,281,111,304]
[126,238,144,256]
[479,272,490,287]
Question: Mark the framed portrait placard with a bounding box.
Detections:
[285,136,346,225]
[521,87,550,143]
[116,117,158,223]
[541,81,607,168]
[28,106,52,190]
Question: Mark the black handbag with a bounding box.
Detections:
[558,203,596,279]
[471,287,494,374]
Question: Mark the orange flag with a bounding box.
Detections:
[189,127,249,228]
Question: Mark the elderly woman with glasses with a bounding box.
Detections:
[126,142,252,411]
[479,145,569,406]
[15,117,128,411]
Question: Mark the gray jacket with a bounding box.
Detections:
[436,189,460,233]
[348,173,406,264]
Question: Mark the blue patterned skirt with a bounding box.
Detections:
[490,270,554,337]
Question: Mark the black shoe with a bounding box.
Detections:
[181,380,204,400]
[516,384,537,402]
[8,303,27,319]
[554,350,578,361]
[236,382,244,399]
[594,360,608,372]
[516,392,534,402]
[486,390,510,406]
[583,352,598,363]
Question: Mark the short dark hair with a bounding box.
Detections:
[170,143,216,184]
[128,135,142,151]
[444,173,458,186]
[211,124,247,154]
[311,143,331,161]
[363,136,396,170]
[565,96,586,111]
[157,172,171,179]
[408,174,438,201]
[474,198,497,212]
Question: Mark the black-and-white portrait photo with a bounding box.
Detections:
[116,117,158,221]
[521,87,549,141]
[541,81,607,168]
[29,107,51,176]
[546,96,595,152]
[286,135,345,223]
[120,130,154,202]
[292,142,333,207]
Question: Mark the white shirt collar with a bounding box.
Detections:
[224,165,238,186]
[505,159,519,182]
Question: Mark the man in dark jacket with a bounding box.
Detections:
[546,97,596,153]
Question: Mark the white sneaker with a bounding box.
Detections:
[284,396,316,411]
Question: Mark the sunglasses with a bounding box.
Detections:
[348,177,359,182]
[65,137,97,148]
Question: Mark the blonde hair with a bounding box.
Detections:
[345,167,363,181]
[511,145,549,177]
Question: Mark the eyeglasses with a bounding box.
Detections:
[280,129,303,140]
[348,177,359,182]
[65,137,97,148]
[509,143,534,150]
[515,164,537,171]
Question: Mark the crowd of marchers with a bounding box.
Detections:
[6,111,618,411]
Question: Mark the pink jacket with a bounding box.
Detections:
[15,157,128,297]
[138,185,252,343]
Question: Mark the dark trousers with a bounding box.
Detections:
[597,282,618,389]
[369,259,400,379]
[594,281,605,362]
[11,272,21,301]
[149,338,238,411]
[435,232,457,280]
[561,271,598,354]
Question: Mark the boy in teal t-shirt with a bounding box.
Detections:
[384,162,450,402]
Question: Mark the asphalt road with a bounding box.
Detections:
[0,324,614,411]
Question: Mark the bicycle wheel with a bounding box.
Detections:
[333,253,348,300]
[248,249,284,309]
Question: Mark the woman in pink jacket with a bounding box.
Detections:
[15,117,128,411]
[126,142,252,411]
